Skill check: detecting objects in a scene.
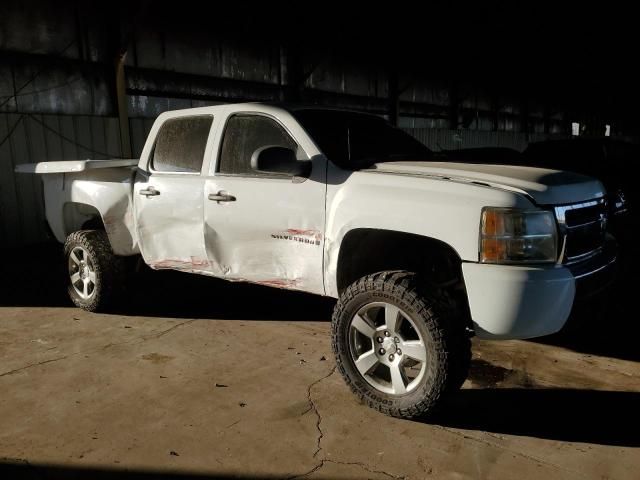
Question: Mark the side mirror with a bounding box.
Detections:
[251,146,311,177]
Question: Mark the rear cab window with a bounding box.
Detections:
[151,116,213,173]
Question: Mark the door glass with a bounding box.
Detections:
[152,116,213,173]
[218,115,297,175]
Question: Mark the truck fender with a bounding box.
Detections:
[43,169,139,256]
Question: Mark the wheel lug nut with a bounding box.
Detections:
[376,337,383,343]
[389,354,395,361]
[397,349,402,355]
[394,337,400,343]
[379,348,385,355]
[384,331,390,337]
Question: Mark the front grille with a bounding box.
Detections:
[554,199,607,263]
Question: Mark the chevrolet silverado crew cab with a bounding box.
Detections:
[18,103,617,418]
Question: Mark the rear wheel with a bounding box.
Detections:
[64,230,126,312]
[331,271,470,418]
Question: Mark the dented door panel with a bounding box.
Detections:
[203,167,327,295]
[39,167,140,256]
[202,107,327,295]
[133,113,216,274]
[133,171,213,274]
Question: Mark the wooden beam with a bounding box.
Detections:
[115,51,131,158]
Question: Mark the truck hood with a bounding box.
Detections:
[369,161,606,205]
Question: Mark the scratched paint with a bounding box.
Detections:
[271,229,322,246]
[285,229,322,237]
[148,257,211,271]
[255,278,300,289]
[35,167,141,256]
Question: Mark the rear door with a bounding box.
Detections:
[203,112,326,294]
[133,115,214,273]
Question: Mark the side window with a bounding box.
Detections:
[218,114,297,175]
[151,116,213,173]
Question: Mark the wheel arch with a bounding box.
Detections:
[59,200,138,256]
[334,228,473,329]
[62,202,105,237]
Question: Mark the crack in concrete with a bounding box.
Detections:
[288,458,406,480]
[286,458,326,479]
[290,366,407,480]
[434,425,584,478]
[302,366,336,458]
[142,319,197,341]
[97,320,196,353]
[0,356,68,377]
[225,419,241,429]
[326,460,407,479]
[0,319,197,378]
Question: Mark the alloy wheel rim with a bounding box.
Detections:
[68,246,96,300]
[348,301,427,395]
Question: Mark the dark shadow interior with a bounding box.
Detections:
[431,387,640,447]
[1,241,637,361]
[0,242,336,321]
[0,462,284,480]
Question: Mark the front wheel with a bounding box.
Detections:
[64,230,126,312]
[331,271,469,419]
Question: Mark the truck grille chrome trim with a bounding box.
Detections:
[554,198,608,265]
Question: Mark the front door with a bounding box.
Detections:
[203,113,326,295]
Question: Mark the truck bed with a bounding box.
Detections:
[15,159,138,174]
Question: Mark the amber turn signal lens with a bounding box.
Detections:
[479,208,557,264]
[480,238,506,263]
[481,209,504,236]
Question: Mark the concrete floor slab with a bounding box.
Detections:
[1,245,638,479]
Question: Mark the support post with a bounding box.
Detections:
[115,51,132,159]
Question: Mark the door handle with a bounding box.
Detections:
[139,186,160,197]
[208,191,236,202]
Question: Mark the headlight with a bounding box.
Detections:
[480,207,557,264]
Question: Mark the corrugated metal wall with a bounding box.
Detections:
[0,113,123,247]
[407,129,568,151]
[0,1,635,248]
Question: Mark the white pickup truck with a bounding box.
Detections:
[18,103,617,418]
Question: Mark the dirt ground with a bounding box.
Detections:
[1,244,638,479]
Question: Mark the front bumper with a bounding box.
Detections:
[462,237,617,340]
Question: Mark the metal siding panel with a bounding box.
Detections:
[0,65,18,113]
[73,115,92,159]
[58,116,79,158]
[129,118,146,158]
[0,115,23,246]
[104,117,123,159]
[0,2,78,56]
[90,116,107,159]
[42,115,64,161]
[130,117,155,158]
[24,115,47,241]
[404,128,537,152]
[0,114,127,247]
[9,114,38,243]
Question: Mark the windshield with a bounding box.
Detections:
[293,109,433,169]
